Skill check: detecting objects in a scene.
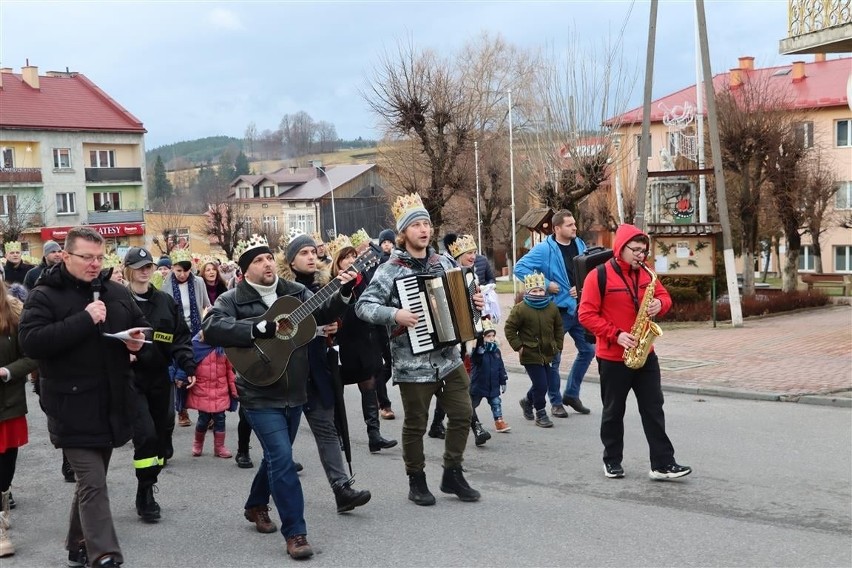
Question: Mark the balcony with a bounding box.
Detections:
[779,0,852,54]
[87,209,145,223]
[0,168,42,184]
[84,167,142,183]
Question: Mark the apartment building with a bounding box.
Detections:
[0,65,147,258]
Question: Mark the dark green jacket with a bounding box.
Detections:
[504,300,564,366]
[0,298,38,422]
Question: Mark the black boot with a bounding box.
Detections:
[471,410,491,447]
[235,446,254,469]
[363,389,398,453]
[333,480,372,513]
[439,466,481,502]
[408,471,436,506]
[428,402,446,439]
[135,483,161,522]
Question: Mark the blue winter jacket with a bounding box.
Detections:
[513,234,587,316]
[470,345,508,399]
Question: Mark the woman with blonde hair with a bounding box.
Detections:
[0,281,38,557]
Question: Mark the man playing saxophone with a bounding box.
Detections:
[578,224,692,481]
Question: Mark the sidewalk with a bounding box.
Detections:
[492,294,852,407]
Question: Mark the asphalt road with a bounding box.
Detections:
[4,372,851,567]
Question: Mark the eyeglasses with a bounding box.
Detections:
[625,245,648,257]
[68,252,106,264]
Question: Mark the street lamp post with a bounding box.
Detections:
[314,161,337,238]
[508,89,518,296]
[474,141,482,251]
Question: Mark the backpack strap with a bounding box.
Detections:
[596,262,608,297]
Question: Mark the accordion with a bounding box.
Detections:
[395,267,484,355]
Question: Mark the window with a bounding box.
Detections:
[835,181,852,210]
[53,148,72,169]
[794,122,814,149]
[240,216,255,236]
[93,192,121,211]
[1,148,13,169]
[56,192,77,215]
[798,245,815,272]
[89,150,116,168]
[835,246,852,273]
[286,213,316,235]
[252,186,261,198]
[164,228,190,250]
[0,195,17,217]
[262,185,275,198]
[836,119,852,148]
[262,215,279,234]
[635,134,651,158]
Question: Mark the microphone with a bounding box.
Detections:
[91,278,102,302]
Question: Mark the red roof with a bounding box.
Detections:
[606,57,851,126]
[0,71,145,133]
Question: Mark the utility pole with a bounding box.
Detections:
[696,0,743,326]
[474,141,482,251]
[633,0,658,231]
[508,89,518,297]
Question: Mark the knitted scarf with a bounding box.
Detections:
[172,273,202,336]
[523,293,551,310]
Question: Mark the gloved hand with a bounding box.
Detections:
[339,278,356,297]
[253,320,277,339]
[501,384,507,394]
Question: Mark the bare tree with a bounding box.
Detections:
[244,121,258,158]
[316,121,338,153]
[765,129,806,291]
[800,152,841,273]
[365,38,476,237]
[147,199,194,256]
[714,75,800,296]
[520,31,637,224]
[0,194,42,244]
[205,198,245,261]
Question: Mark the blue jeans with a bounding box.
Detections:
[196,411,226,433]
[243,406,306,538]
[471,395,503,420]
[523,364,549,411]
[549,310,596,405]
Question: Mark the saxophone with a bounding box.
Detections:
[622,262,663,370]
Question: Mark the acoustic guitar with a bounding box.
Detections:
[226,248,380,386]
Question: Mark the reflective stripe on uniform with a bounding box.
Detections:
[133,457,160,469]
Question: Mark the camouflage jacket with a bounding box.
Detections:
[355,246,462,383]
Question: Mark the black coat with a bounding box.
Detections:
[5,261,34,285]
[19,264,150,449]
[130,286,196,391]
[336,274,382,384]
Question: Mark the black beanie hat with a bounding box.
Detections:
[378,229,396,245]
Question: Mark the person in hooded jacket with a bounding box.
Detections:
[23,240,63,289]
[19,227,148,568]
[578,224,691,481]
[123,246,196,523]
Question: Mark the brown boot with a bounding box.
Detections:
[244,505,277,533]
[177,410,192,427]
[286,534,313,559]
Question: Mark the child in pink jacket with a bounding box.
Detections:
[185,331,237,458]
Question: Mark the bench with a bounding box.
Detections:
[800,273,852,296]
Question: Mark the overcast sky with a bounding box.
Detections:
[1,1,801,150]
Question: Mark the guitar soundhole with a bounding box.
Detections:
[274,314,296,340]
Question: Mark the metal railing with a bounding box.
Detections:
[788,0,851,36]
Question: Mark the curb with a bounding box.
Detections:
[505,365,852,408]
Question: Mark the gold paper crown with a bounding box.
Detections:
[4,241,21,253]
[197,254,220,267]
[326,234,353,260]
[170,248,193,265]
[102,253,122,269]
[233,234,270,262]
[21,253,37,266]
[311,232,324,245]
[392,193,426,224]
[481,318,497,334]
[350,228,370,248]
[524,271,546,291]
[448,234,477,258]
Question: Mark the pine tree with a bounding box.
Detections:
[152,155,174,201]
[235,151,250,176]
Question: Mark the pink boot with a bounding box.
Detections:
[192,429,206,457]
[213,432,232,458]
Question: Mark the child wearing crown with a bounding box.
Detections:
[470,318,511,433]
[504,272,564,428]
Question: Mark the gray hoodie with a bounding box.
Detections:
[355,246,462,383]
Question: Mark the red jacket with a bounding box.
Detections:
[578,224,672,362]
[185,340,237,413]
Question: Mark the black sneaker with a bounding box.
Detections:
[649,463,692,480]
[518,398,534,421]
[427,422,446,439]
[604,463,625,478]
